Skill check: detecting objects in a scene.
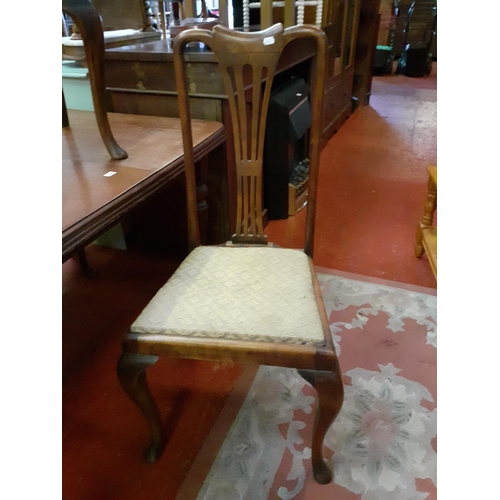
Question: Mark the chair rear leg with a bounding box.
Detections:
[117,352,166,463]
[299,361,344,484]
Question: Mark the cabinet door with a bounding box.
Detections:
[343,0,361,70]
[331,0,361,76]
[333,0,349,77]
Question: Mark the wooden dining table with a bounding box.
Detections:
[62,109,226,261]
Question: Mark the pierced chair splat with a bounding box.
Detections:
[117,23,344,485]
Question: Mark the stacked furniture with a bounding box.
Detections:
[62,0,162,61]
[62,0,227,268]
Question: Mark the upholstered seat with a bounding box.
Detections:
[131,246,325,346]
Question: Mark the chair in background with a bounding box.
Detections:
[62,0,128,276]
[116,23,344,484]
[62,0,127,160]
[62,0,226,275]
[415,165,437,278]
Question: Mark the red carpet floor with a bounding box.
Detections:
[62,66,436,499]
[266,65,437,288]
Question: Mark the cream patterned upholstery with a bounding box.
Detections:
[131,246,326,346]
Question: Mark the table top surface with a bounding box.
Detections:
[62,110,225,257]
[105,39,217,62]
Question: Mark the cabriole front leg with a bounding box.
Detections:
[299,361,344,484]
[117,352,165,463]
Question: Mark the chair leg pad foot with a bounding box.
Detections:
[313,460,333,484]
[144,442,164,463]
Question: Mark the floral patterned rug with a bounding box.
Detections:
[177,270,437,500]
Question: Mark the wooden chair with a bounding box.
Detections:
[415,165,437,278]
[62,0,127,160]
[117,23,344,484]
[63,0,127,275]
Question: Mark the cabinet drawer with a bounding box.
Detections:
[322,86,337,129]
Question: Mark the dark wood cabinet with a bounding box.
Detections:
[321,0,360,144]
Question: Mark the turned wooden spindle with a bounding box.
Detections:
[415,166,437,258]
[414,165,437,278]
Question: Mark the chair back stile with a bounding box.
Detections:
[172,31,209,251]
[297,25,327,258]
[173,23,327,256]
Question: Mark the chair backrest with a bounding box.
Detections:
[173,23,327,257]
[62,0,127,160]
